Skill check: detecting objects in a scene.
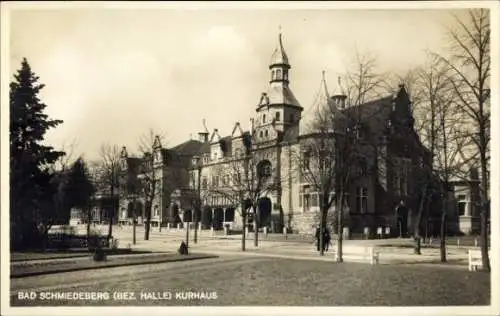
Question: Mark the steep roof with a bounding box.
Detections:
[170,139,206,157]
[265,84,302,108]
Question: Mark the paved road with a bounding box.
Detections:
[11,254,490,306]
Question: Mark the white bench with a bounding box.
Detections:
[468,249,490,271]
[335,246,380,265]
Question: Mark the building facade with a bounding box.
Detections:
[113,33,480,236]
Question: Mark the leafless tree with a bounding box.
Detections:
[295,71,384,259]
[344,49,390,106]
[206,137,280,251]
[98,143,121,239]
[137,129,167,241]
[411,56,471,260]
[433,9,490,270]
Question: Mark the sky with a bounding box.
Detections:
[7,3,473,161]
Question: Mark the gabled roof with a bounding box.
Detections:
[231,122,245,138]
[210,129,222,144]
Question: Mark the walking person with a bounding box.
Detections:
[324,228,332,252]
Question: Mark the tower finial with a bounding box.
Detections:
[322,70,326,81]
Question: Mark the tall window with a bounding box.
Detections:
[263,114,266,124]
[276,69,282,80]
[212,176,219,187]
[303,194,311,211]
[265,130,269,138]
[355,187,368,214]
[202,177,208,189]
[275,112,281,121]
[457,194,466,216]
[311,193,319,207]
[154,205,159,217]
[300,185,311,212]
[394,158,411,196]
[303,151,311,170]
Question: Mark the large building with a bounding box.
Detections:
[114,33,481,236]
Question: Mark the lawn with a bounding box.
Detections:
[11,257,490,306]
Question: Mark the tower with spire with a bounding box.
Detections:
[254,31,303,144]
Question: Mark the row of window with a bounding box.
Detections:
[271,68,288,81]
[299,187,369,214]
[260,112,296,124]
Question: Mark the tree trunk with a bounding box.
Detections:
[336,196,344,263]
[107,186,114,240]
[480,203,490,271]
[144,201,152,240]
[253,204,259,247]
[319,207,325,256]
[414,183,427,255]
[241,204,246,252]
[440,211,447,262]
[86,207,91,237]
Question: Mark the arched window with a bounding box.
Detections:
[271,70,275,81]
[263,114,266,123]
[275,112,280,121]
[265,130,269,138]
[257,160,272,179]
[259,131,263,138]
[276,69,282,79]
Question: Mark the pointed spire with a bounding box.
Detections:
[333,76,345,96]
[270,30,289,66]
[202,118,209,134]
[316,70,331,110]
[320,70,330,99]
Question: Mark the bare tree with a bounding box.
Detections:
[295,68,387,260]
[206,135,280,250]
[98,143,121,240]
[433,9,490,270]
[344,48,390,106]
[137,129,166,241]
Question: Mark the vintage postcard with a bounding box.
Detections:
[1,1,498,316]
